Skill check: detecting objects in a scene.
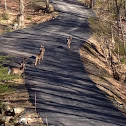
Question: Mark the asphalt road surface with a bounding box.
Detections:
[0,0,126,126]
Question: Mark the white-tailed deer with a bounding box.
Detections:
[35,45,45,66]
[8,64,25,76]
[8,57,26,76]
[67,36,72,49]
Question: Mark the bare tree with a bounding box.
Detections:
[119,14,126,54]
[4,0,7,12]
[115,0,120,15]
[18,0,24,28]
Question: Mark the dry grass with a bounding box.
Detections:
[80,36,126,114]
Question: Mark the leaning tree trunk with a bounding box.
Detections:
[19,0,24,28]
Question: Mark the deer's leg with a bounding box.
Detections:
[67,43,70,49]
[42,55,44,60]
[69,44,70,49]
[35,58,38,66]
[39,58,41,64]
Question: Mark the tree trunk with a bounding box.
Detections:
[119,14,126,55]
[19,0,24,28]
[111,25,115,46]
[45,0,49,12]
[91,0,94,8]
[115,0,120,15]
[4,0,7,12]
[124,1,126,11]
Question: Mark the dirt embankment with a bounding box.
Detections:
[80,36,126,114]
[78,0,126,115]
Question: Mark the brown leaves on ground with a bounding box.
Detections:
[80,36,126,114]
[0,0,58,33]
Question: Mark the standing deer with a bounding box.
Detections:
[35,45,45,66]
[8,64,25,76]
[67,36,72,49]
[8,57,26,76]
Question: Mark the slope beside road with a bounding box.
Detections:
[0,0,126,126]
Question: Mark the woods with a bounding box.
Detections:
[79,0,126,114]
[84,0,126,82]
[0,0,56,34]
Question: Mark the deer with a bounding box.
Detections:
[8,64,25,76]
[20,57,26,70]
[8,57,26,76]
[35,45,45,66]
[67,36,72,49]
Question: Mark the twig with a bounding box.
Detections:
[46,117,48,126]
[35,91,36,112]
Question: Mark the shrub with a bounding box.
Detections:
[88,17,111,37]
[26,15,32,20]
[5,27,12,33]
[114,42,126,56]
[1,13,9,20]
[120,58,126,64]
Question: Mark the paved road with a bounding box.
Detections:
[0,0,126,126]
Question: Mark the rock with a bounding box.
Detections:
[120,74,126,82]
[19,117,28,125]
[14,108,25,115]
[0,117,5,126]
[49,4,54,12]
[4,109,15,117]
[13,23,18,30]
[2,116,12,123]
[2,102,11,112]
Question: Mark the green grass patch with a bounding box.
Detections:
[114,42,126,56]
[88,17,111,37]
[0,66,19,83]
[0,55,10,62]
[0,55,21,96]
[120,58,126,64]
[77,0,85,4]
[0,55,20,83]
[26,15,32,20]
[0,83,14,95]
[5,27,12,33]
